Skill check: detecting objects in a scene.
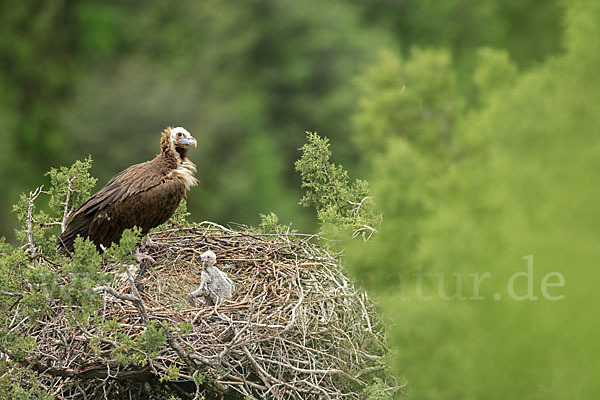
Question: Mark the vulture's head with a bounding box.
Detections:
[170,127,197,150]
[198,250,217,268]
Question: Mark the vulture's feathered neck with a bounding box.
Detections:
[158,127,198,189]
[159,127,188,168]
[175,146,189,161]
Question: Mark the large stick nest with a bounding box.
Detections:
[17,222,396,399]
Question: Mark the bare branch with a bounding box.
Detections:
[41,221,63,228]
[93,286,140,303]
[25,186,44,264]
[125,265,149,324]
[0,291,23,297]
[352,224,378,241]
[61,176,77,232]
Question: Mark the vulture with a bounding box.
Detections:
[57,127,198,255]
[188,250,235,306]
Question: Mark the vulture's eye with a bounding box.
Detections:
[177,132,183,138]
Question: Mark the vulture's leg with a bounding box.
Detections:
[135,246,156,264]
[134,247,155,289]
[133,237,161,285]
[187,285,205,306]
[134,259,152,289]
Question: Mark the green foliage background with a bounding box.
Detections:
[2,0,599,398]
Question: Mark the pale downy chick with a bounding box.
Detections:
[187,250,235,306]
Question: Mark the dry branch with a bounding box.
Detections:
[61,176,77,232]
[24,186,45,264]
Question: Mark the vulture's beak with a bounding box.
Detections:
[181,136,197,148]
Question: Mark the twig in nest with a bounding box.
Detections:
[93,286,140,303]
[93,266,149,323]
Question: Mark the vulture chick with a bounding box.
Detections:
[188,250,235,306]
[57,127,198,255]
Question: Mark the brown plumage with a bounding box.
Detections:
[57,127,198,255]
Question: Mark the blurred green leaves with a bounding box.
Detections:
[0,0,564,239]
[340,0,600,398]
[354,49,462,159]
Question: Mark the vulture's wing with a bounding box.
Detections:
[57,161,183,253]
[74,161,157,218]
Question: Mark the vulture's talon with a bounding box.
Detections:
[135,248,156,264]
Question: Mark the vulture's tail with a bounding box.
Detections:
[56,215,91,256]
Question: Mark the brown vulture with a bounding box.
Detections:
[57,127,197,255]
